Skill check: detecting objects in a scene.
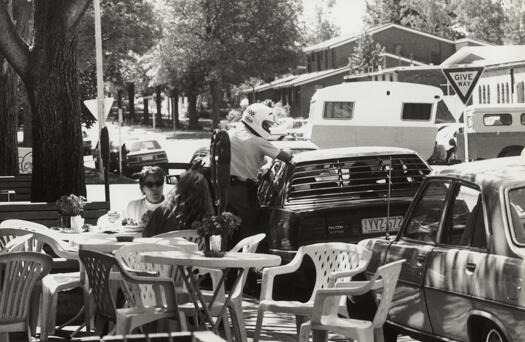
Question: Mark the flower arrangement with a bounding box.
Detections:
[192,211,241,239]
[56,194,87,216]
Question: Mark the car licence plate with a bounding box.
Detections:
[361,216,403,234]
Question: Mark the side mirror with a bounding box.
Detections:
[166,175,179,185]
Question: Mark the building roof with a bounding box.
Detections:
[240,74,298,93]
[304,23,459,53]
[441,45,525,67]
[274,66,351,88]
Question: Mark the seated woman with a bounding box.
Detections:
[124,166,167,225]
[143,170,215,237]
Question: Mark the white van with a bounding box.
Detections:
[455,104,525,161]
[308,81,443,160]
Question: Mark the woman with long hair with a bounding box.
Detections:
[143,170,214,237]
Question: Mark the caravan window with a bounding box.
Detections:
[483,113,512,126]
[323,102,354,119]
[401,103,433,121]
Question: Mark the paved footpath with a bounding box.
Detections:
[241,296,417,342]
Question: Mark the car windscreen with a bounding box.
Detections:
[508,187,525,246]
[127,140,161,152]
[287,154,430,203]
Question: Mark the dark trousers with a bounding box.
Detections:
[227,181,260,248]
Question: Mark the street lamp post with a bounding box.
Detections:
[94,0,110,203]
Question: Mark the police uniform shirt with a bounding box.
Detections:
[229,125,279,182]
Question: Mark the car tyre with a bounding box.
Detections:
[383,323,398,342]
[481,324,507,342]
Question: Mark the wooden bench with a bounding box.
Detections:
[0,201,110,227]
[0,175,32,201]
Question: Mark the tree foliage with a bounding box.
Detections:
[365,0,506,43]
[156,0,303,127]
[77,0,161,125]
[454,0,505,44]
[349,33,385,74]
[302,0,340,45]
[505,0,525,44]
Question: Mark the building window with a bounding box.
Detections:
[478,86,482,104]
[506,83,510,103]
[518,81,525,103]
[389,74,394,81]
[393,43,403,57]
[497,84,501,104]
[487,86,491,103]
[382,74,386,81]
[482,86,486,104]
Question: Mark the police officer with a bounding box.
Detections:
[228,103,291,243]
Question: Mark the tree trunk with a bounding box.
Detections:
[171,88,179,130]
[210,79,220,129]
[155,85,164,127]
[0,57,19,175]
[188,91,198,129]
[20,82,32,146]
[126,82,135,123]
[0,0,33,174]
[29,2,86,201]
[143,97,149,125]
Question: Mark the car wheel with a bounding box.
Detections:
[498,146,523,157]
[481,324,507,342]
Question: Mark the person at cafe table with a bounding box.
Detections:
[124,166,167,224]
[143,170,214,237]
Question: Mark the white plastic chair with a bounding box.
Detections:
[0,222,82,341]
[154,229,204,250]
[253,243,372,342]
[113,243,188,334]
[298,259,405,342]
[179,233,266,342]
[0,252,52,342]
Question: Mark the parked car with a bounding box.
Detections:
[82,130,92,156]
[94,138,168,177]
[358,156,525,342]
[256,146,431,299]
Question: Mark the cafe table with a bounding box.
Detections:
[141,250,281,341]
[51,230,198,335]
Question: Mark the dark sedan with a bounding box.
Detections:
[94,139,168,177]
[255,146,430,297]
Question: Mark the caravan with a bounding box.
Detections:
[308,81,443,160]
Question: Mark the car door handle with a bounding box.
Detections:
[466,262,477,272]
[416,254,426,265]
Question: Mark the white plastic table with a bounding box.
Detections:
[142,250,281,340]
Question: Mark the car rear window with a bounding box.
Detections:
[287,154,430,203]
[127,140,161,152]
[508,187,525,246]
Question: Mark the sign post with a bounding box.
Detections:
[442,66,484,162]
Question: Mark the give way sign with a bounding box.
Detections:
[442,66,484,104]
[83,98,114,121]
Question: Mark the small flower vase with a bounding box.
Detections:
[203,235,225,257]
[71,215,85,233]
[210,234,222,252]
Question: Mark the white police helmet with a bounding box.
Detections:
[241,103,276,139]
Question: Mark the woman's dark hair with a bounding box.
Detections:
[168,170,214,229]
